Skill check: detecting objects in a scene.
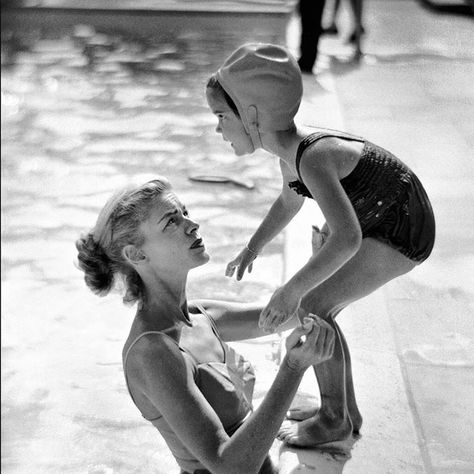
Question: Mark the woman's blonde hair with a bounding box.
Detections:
[75,177,171,305]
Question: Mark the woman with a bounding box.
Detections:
[75,177,335,474]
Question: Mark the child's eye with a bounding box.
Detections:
[183,210,189,217]
[166,217,176,227]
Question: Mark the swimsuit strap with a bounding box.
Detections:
[193,302,227,363]
[194,303,219,334]
[123,331,167,367]
[124,330,201,373]
[295,129,364,182]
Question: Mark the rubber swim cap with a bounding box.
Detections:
[216,43,303,148]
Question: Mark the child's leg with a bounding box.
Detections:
[278,237,416,446]
[286,316,362,432]
[323,0,341,34]
[336,320,363,433]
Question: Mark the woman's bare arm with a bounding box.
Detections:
[129,323,334,474]
[190,299,299,341]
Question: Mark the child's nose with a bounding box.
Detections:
[215,123,221,134]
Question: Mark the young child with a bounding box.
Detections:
[206,43,435,447]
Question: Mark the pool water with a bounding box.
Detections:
[1,15,288,473]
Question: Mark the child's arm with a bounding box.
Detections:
[260,140,363,331]
[226,159,304,280]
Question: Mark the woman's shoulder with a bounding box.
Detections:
[124,330,196,399]
[123,330,183,375]
[189,299,224,321]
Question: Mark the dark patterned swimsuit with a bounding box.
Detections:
[288,130,435,263]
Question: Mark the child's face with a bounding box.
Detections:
[206,87,254,156]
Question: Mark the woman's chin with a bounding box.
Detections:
[194,251,210,266]
[234,148,251,157]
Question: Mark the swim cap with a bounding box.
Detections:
[216,43,303,148]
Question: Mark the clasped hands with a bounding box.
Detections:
[259,284,301,333]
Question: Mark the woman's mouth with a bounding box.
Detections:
[190,238,204,249]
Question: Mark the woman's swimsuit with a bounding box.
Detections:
[288,129,436,263]
[123,305,274,474]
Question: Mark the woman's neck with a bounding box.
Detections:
[138,272,191,331]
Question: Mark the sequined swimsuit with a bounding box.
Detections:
[288,130,435,263]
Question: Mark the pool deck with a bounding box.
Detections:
[240,1,474,472]
[2,0,473,473]
[6,0,297,13]
[1,1,295,38]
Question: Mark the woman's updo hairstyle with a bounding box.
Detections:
[75,177,171,305]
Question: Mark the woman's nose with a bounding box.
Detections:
[186,217,199,234]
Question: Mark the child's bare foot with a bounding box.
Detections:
[286,406,318,421]
[287,406,363,434]
[277,413,353,447]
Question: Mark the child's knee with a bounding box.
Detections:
[298,299,333,323]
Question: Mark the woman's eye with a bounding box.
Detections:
[166,217,176,227]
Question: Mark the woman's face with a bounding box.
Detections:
[206,87,254,156]
[138,192,210,272]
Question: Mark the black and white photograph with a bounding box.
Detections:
[2,0,473,472]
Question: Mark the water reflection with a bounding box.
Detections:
[2,19,285,473]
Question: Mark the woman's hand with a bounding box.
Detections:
[258,285,300,332]
[284,315,335,371]
[225,246,258,281]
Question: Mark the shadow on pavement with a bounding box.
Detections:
[418,0,474,16]
[279,434,360,473]
[323,48,474,79]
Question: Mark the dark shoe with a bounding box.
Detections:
[299,66,314,74]
[297,58,314,74]
[347,26,366,44]
[322,23,339,35]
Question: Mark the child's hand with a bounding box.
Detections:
[259,285,301,332]
[225,246,258,281]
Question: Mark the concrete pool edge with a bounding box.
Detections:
[1,6,293,39]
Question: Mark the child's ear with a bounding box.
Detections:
[122,245,147,265]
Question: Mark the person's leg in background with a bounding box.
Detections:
[323,0,341,35]
[298,0,327,74]
[347,0,364,58]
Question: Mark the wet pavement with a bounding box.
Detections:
[282,1,474,472]
[2,0,474,473]
[1,16,288,473]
